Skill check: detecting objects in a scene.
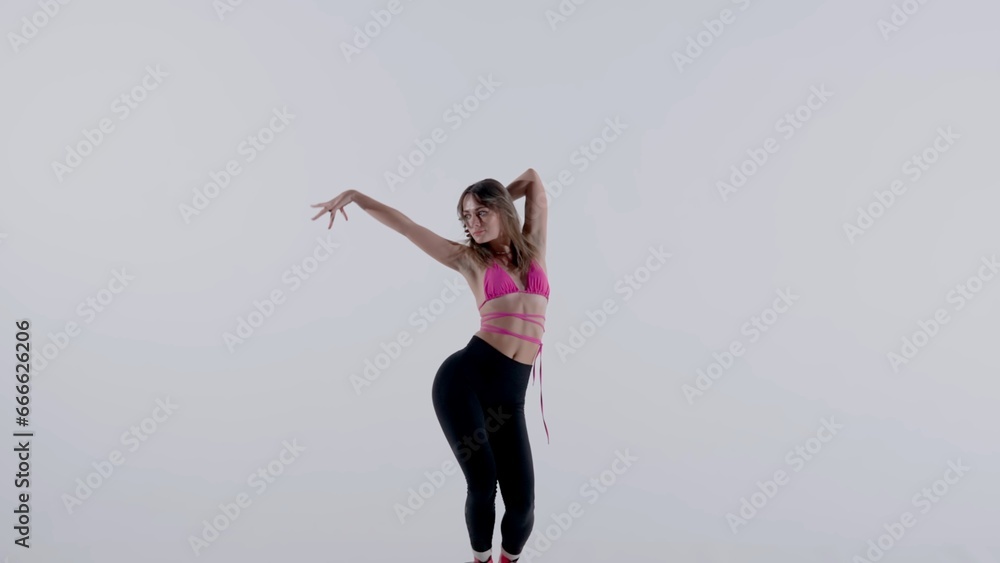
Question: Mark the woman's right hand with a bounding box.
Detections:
[310,190,356,229]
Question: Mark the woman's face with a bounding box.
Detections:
[462,196,499,243]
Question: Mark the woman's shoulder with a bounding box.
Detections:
[457,248,488,280]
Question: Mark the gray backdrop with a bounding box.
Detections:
[1,0,998,561]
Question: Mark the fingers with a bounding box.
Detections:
[309,197,348,227]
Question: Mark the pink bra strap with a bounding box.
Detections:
[536,343,548,444]
[477,313,550,444]
[481,311,545,324]
[478,326,538,343]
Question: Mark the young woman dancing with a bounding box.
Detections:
[311,169,550,563]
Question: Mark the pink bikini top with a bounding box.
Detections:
[478,258,552,444]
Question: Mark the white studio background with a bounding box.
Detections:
[1,0,999,561]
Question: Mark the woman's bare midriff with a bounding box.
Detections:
[466,258,548,366]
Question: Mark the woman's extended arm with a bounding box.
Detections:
[312,190,468,273]
[351,190,414,235]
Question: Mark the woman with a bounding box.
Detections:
[311,168,550,563]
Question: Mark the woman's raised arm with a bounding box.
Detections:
[519,169,547,256]
[505,168,537,201]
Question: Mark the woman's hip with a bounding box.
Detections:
[434,336,532,395]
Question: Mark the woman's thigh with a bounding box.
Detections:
[464,338,534,496]
[490,404,533,498]
[431,345,498,485]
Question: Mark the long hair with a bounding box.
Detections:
[455,178,541,278]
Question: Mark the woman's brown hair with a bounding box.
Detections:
[456,178,541,279]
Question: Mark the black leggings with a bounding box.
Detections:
[431,335,535,554]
